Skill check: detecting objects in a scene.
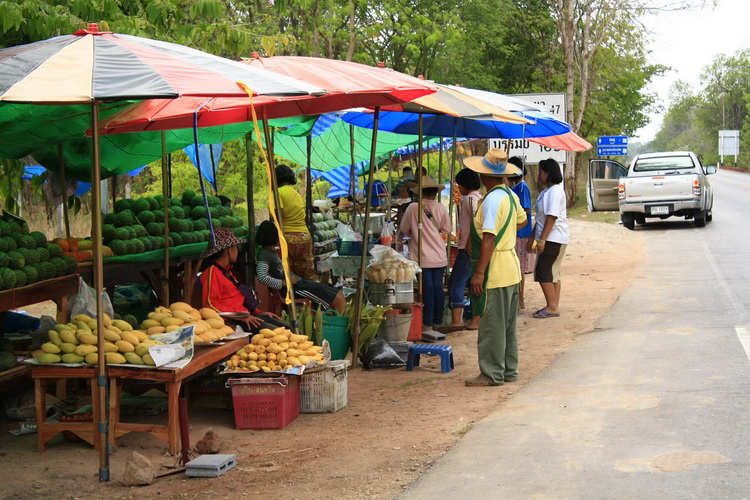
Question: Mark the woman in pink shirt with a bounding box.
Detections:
[397,176,452,335]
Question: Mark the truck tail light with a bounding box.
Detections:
[618,181,625,200]
[692,175,701,197]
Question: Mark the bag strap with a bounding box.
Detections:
[422,206,442,234]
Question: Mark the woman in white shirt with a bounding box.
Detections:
[528,158,569,319]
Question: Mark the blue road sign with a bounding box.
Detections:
[597,135,628,146]
[597,146,628,156]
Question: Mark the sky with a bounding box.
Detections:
[634,0,750,142]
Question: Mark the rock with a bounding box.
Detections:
[195,429,222,454]
[121,451,156,486]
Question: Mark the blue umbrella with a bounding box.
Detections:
[341,109,570,139]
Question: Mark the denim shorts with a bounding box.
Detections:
[447,250,472,308]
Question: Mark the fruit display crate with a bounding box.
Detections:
[300,360,350,413]
[226,375,300,430]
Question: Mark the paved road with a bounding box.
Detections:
[401,169,750,499]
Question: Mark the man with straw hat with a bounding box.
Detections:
[199,227,288,333]
[462,149,527,386]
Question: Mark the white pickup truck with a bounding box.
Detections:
[586,151,717,229]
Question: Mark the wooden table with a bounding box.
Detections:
[108,337,248,454]
[29,364,99,451]
[0,274,80,324]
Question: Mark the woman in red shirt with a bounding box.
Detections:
[199,227,287,333]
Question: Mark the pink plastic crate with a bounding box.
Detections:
[227,376,300,430]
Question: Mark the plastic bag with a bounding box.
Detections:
[69,277,114,319]
[336,222,362,242]
[360,337,405,370]
[366,245,421,283]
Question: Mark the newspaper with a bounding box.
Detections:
[146,325,195,369]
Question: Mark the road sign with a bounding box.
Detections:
[597,146,628,156]
[597,136,628,146]
[487,93,567,164]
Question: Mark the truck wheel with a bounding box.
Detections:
[635,214,646,225]
[694,211,707,227]
[621,213,635,230]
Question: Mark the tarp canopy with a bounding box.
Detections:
[255,113,436,173]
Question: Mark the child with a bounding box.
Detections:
[256,221,346,314]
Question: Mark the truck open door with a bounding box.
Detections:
[587,159,628,212]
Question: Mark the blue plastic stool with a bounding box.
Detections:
[406,344,454,373]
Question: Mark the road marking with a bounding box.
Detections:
[735,326,750,362]
[697,233,747,319]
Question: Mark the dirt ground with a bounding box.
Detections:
[0,218,643,500]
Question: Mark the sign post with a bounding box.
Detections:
[718,130,739,167]
[597,136,628,157]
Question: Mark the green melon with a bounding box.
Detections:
[20,234,36,249]
[2,236,16,252]
[178,231,192,244]
[154,194,165,206]
[124,226,137,240]
[109,239,127,256]
[133,224,147,238]
[115,210,135,227]
[137,210,155,225]
[0,268,16,290]
[62,256,78,275]
[102,224,116,242]
[167,217,179,231]
[184,219,194,232]
[193,219,207,231]
[0,351,16,371]
[32,262,47,281]
[6,250,24,270]
[131,198,150,214]
[46,243,62,258]
[23,265,38,285]
[173,206,186,219]
[169,197,181,207]
[166,207,175,220]
[212,218,222,228]
[149,236,163,249]
[140,237,152,252]
[181,189,196,206]
[124,240,136,255]
[0,252,7,268]
[41,261,55,279]
[145,197,157,211]
[0,221,10,237]
[104,212,116,224]
[190,195,206,208]
[169,232,182,246]
[13,269,26,288]
[36,247,50,262]
[131,239,145,254]
[29,231,47,248]
[49,257,66,278]
[114,199,132,213]
[114,227,129,240]
[207,195,221,207]
[152,209,165,221]
[0,238,6,253]
[19,247,39,265]
[145,222,161,237]
[191,205,206,220]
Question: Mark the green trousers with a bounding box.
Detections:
[477,284,519,385]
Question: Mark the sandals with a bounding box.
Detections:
[532,309,560,319]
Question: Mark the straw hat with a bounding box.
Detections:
[409,175,444,192]
[462,148,523,177]
[200,227,242,259]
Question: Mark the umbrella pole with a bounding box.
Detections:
[349,124,357,225]
[306,135,313,229]
[263,117,298,331]
[386,156,393,222]
[447,127,458,271]
[417,115,424,298]
[90,102,110,481]
[57,144,70,238]
[161,131,171,305]
[437,139,443,202]
[210,144,218,196]
[352,107,380,367]
[245,133,256,285]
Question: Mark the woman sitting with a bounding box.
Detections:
[199,227,287,333]
[256,220,346,314]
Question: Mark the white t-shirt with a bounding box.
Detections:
[534,184,569,244]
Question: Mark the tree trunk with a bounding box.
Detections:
[561,0,577,206]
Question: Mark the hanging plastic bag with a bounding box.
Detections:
[68,277,114,319]
[366,245,421,283]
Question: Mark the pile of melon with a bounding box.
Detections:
[102,190,248,256]
[0,220,78,291]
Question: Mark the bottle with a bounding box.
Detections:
[380,221,394,247]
